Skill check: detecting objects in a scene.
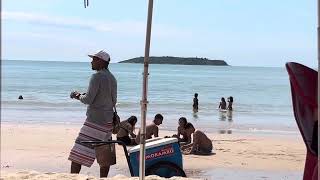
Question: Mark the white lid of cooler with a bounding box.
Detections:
[128,137,178,153]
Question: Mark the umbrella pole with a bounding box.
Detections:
[139,0,154,179]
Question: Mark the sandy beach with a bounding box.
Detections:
[0,123,306,179]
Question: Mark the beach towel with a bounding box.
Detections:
[286,62,318,180]
[68,120,113,167]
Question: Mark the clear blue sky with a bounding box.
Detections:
[2,0,317,67]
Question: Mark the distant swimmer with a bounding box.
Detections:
[218,97,226,110]
[18,95,23,100]
[227,96,233,110]
[193,93,199,112]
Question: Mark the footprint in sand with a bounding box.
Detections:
[241,162,247,166]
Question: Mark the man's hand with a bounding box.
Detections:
[172,134,179,139]
[70,91,81,99]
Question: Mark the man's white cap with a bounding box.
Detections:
[88,50,110,62]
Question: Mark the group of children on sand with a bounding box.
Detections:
[115,93,235,155]
[116,114,213,155]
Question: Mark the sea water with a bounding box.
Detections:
[1,60,298,135]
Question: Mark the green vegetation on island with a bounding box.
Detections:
[119,56,229,66]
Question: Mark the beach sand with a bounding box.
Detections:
[0,123,306,179]
[1,171,200,180]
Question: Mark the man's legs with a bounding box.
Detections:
[70,161,81,174]
[100,166,110,177]
[96,144,116,178]
[181,142,193,151]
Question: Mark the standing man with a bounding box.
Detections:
[68,50,117,177]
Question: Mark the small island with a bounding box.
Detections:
[119,56,229,66]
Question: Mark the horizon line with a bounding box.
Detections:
[1,59,303,68]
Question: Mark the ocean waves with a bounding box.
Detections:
[2,61,298,135]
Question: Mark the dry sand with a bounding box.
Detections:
[0,123,306,179]
[1,171,200,180]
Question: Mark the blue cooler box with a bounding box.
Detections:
[128,137,183,176]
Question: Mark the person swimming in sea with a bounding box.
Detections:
[193,93,199,112]
[218,97,226,110]
[227,96,233,110]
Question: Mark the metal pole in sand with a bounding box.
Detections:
[139,0,154,179]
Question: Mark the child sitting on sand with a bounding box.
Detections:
[135,114,164,144]
[180,123,213,155]
[116,116,138,146]
[172,117,193,145]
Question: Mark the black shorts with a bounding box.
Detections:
[117,136,133,146]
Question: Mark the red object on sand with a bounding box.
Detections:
[286,62,318,180]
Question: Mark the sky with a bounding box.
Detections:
[2,0,317,67]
